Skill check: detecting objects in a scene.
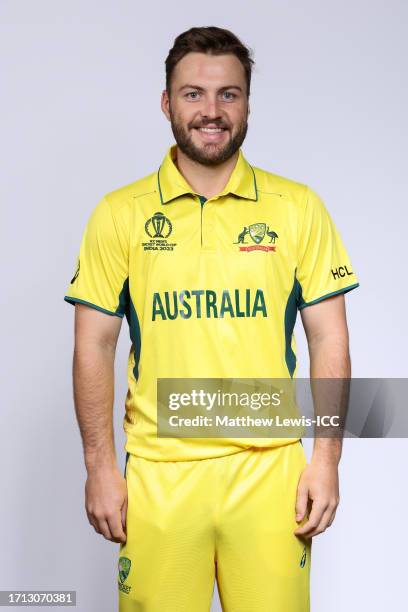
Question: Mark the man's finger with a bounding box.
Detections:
[86,509,103,535]
[326,505,338,528]
[107,512,127,544]
[97,518,114,541]
[121,496,128,535]
[304,506,335,538]
[295,484,309,521]
[294,501,327,536]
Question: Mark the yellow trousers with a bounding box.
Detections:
[118,440,311,611]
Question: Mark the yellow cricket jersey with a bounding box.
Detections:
[64,144,359,461]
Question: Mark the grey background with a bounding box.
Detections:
[1,0,407,610]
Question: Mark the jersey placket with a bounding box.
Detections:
[198,194,218,252]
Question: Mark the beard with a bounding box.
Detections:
[169,108,248,166]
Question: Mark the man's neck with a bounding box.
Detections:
[174,146,239,200]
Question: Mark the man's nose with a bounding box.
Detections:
[201,95,222,119]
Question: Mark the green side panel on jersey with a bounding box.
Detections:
[120,278,142,381]
[284,272,303,378]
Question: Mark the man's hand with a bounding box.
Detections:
[85,465,128,543]
[294,458,340,539]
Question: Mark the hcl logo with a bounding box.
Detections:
[331,266,353,280]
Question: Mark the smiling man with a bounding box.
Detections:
[167,53,248,166]
[64,26,359,612]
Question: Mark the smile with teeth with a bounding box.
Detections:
[197,127,226,132]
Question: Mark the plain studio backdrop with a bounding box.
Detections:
[1,1,407,610]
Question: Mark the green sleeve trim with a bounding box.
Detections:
[298,283,360,310]
[63,296,125,318]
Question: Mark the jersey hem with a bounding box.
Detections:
[123,430,302,462]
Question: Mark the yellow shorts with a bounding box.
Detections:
[118,440,311,611]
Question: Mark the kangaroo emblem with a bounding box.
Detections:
[234,227,249,244]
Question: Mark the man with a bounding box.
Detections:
[64,26,359,612]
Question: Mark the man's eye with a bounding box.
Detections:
[186,91,200,99]
[222,91,237,100]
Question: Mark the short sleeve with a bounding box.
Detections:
[296,186,359,309]
[64,196,129,317]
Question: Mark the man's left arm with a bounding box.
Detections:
[294,293,350,539]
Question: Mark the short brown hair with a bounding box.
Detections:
[165,26,255,97]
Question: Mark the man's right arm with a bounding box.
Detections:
[72,302,127,544]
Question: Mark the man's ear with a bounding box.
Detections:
[161,89,171,121]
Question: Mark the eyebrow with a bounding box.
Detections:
[179,84,243,93]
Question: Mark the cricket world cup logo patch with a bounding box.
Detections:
[234,223,278,252]
[118,556,132,594]
[145,212,172,239]
[142,212,177,251]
